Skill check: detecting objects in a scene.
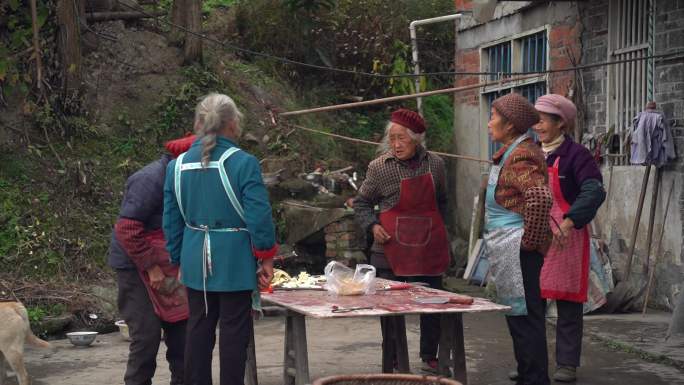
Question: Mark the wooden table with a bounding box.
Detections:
[257,279,509,385]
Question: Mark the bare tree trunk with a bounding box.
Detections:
[56,0,82,96]
[168,0,185,46]
[183,0,202,64]
[29,0,43,96]
[668,288,684,340]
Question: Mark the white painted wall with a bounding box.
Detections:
[451,103,486,235]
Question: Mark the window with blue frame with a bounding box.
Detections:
[485,42,511,81]
[481,29,549,158]
[521,31,547,73]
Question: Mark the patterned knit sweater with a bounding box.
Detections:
[493,137,553,251]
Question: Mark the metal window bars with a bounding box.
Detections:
[607,0,652,165]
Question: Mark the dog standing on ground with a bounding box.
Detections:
[0,301,53,385]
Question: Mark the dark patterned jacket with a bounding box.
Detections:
[493,137,552,251]
[354,146,448,260]
[108,155,171,270]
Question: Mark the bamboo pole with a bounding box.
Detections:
[289,123,491,163]
[642,178,675,314]
[625,165,651,280]
[279,74,540,117]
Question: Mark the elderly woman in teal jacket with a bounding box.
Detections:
[163,93,277,385]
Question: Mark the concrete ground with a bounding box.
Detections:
[583,311,684,368]
[18,308,684,385]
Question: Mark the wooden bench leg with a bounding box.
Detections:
[438,314,454,378]
[283,313,310,385]
[245,328,258,385]
[438,314,468,385]
[451,314,467,385]
[0,352,7,385]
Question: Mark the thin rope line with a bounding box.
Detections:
[288,123,492,163]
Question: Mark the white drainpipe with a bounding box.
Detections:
[409,13,462,115]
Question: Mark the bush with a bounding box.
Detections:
[231,0,455,97]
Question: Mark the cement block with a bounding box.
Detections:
[668,29,684,49]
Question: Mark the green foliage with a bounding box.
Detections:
[0,0,53,99]
[422,94,454,153]
[27,306,46,324]
[283,0,336,12]
[27,303,67,323]
[232,0,455,96]
[154,64,225,136]
[384,41,417,96]
[202,0,237,13]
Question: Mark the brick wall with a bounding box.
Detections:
[579,0,684,309]
[654,0,684,307]
[453,2,583,104]
[578,1,609,133]
[324,218,367,266]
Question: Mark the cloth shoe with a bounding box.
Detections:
[508,370,520,381]
[421,359,438,373]
[553,366,576,382]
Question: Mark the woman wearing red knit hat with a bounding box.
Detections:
[484,93,552,385]
[354,108,450,373]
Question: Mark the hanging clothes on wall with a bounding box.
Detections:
[630,102,677,167]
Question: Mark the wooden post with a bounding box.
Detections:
[625,165,651,280]
[283,315,295,385]
[438,315,454,378]
[642,168,661,275]
[0,352,6,385]
[283,313,310,385]
[56,0,82,95]
[183,0,203,64]
[292,314,310,385]
[452,314,467,385]
[643,178,675,314]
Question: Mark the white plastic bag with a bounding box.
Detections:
[323,261,376,296]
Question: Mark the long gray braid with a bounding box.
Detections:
[194,93,243,167]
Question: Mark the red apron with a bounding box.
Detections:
[379,173,450,276]
[138,230,189,323]
[540,157,590,303]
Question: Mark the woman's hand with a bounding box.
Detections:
[372,224,391,244]
[147,265,165,290]
[257,259,274,290]
[552,218,575,249]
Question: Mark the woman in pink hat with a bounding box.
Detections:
[533,94,606,383]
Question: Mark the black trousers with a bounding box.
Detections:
[377,267,441,361]
[505,250,549,385]
[184,288,252,385]
[555,300,583,367]
[117,269,186,385]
